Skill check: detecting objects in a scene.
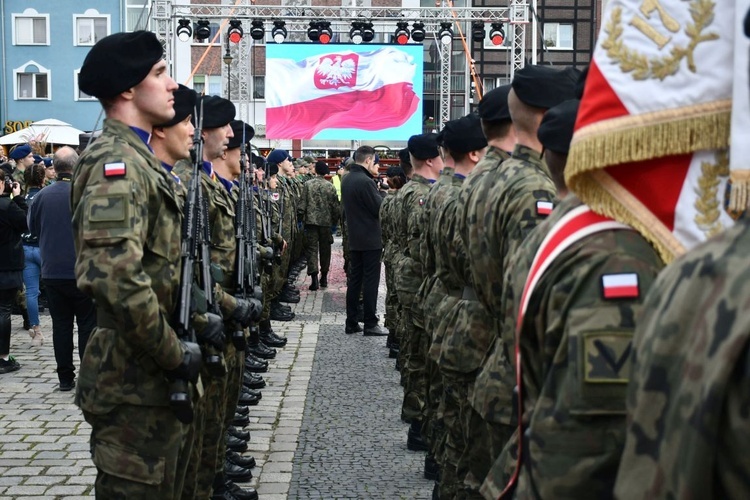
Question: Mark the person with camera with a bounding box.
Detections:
[0,170,27,374]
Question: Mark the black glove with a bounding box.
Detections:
[165,341,202,383]
[230,298,263,328]
[196,312,225,350]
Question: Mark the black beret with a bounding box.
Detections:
[227,120,255,149]
[79,31,163,99]
[268,163,279,176]
[194,95,235,129]
[537,99,580,155]
[315,161,330,176]
[155,84,197,128]
[251,153,265,170]
[407,133,440,160]
[478,84,512,122]
[512,65,580,109]
[442,113,488,154]
[386,165,405,178]
[398,148,411,166]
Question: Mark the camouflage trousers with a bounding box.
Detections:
[84,404,192,500]
[383,260,399,333]
[423,356,444,457]
[439,378,470,500]
[403,321,428,425]
[181,392,206,499]
[305,224,334,276]
[398,308,421,422]
[456,407,515,499]
[479,429,519,500]
[260,272,272,323]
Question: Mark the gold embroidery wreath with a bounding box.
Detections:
[602,0,719,81]
[694,149,729,237]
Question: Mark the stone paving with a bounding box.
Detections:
[0,238,432,499]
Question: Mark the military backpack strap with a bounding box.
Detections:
[500,204,631,498]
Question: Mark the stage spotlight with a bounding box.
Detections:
[472,21,485,42]
[362,21,375,42]
[271,20,287,44]
[250,20,265,40]
[307,20,320,41]
[489,23,506,46]
[411,21,425,42]
[176,19,192,42]
[227,19,243,43]
[394,21,410,45]
[318,21,332,44]
[195,19,211,41]
[438,22,453,45]
[350,21,364,44]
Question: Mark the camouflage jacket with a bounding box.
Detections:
[481,195,664,499]
[468,144,557,424]
[278,177,296,246]
[614,215,750,500]
[394,173,434,309]
[302,175,339,227]
[380,191,398,266]
[71,118,185,412]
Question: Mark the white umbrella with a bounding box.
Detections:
[0,119,85,146]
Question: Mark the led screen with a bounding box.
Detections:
[265,43,423,140]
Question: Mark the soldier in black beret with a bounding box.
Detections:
[477,84,517,156]
[407,133,442,163]
[537,99,580,196]
[398,147,413,179]
[441,113,488,164]
[511,65,580,109]
[151,84,197,181]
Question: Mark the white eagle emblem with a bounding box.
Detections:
[314,53,358,89]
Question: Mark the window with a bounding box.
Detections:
[75,12,109,46]
[127,0,151,32]
[543,23,574,50]
[13,10,49,45]
[253,77,265,99]
[15,62,51,100]
[74,69,96,101]
[193,75,222,96]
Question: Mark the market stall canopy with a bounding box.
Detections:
[0,119,86,146]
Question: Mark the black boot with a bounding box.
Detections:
[243,371,266,389]
[244,354,268,373]
[226,450,256,469]
[407,420,428,452]
[319,273,328,288]
[309,274,319,291]
[424,454,439,480]
[227,426,250,441]
[260,327,288,348]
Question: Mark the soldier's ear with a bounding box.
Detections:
[152,127,167,140]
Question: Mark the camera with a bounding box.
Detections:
[4,178,13,192]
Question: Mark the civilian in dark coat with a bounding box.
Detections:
[341,146,388,336]
[27,147,95,391]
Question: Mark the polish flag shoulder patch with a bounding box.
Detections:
[104,162,126,177]
[272,192,280,201]
[536,200,553,216]
[601,273,640,300]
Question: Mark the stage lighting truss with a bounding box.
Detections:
[307,20,320,41]
[176,18,192,42]
[350,21,365,44]
[438,22,453,45]
[227,19,243,43]
[411,21,426,43]
[271,20,287,44]
[471,21,485,42]
[318,21,333,44]
[250,20,265,40]
[489,23,506,46]
[394,21,410,45]
[194,19,211,41]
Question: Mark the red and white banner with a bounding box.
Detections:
[568,0,747,262]
[265,47,420,140]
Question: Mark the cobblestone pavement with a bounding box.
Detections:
[0,238,432,499]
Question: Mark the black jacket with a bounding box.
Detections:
[0,195,28,271]
[341,164,383,251]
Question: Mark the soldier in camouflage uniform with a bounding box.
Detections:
[479,99,664,499]
[380,165,407,356]
[393,134,443,449]
[71,31,225,499]
[455,67,579,498]
[302,161,339,291]
[8,144,33,196]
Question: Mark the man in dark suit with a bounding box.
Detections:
[341,145,388,336]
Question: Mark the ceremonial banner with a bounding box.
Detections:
[567,0,748,262]
[265,45,423,140]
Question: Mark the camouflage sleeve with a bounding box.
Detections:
[329,184,340,225]
[75,176,183,370]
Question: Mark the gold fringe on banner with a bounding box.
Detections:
[570,170,686,264]
[727,169,750,219]
[566,102,731,184]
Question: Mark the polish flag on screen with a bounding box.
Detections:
[566,0,742,264]
[266,47,420,140]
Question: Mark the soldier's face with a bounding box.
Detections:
[280,158,293,175]
[203,124,232,161]
[19,154,34,169]
[163,115,195,162]
[226,148,241,177]
[269,175,278,189]
[133,60,178,126]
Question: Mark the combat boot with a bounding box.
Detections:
[237,390,260,406]
[309,274,319,291]
[277,288,300,303]
[244,354,268,373]
[226,480,258,500]
[232,411,249,427]
[227,426,250,441]
[407,420,429,452]
[243,371,266,389]
[226,434,248,453]
[247,340,276,359]
[260,327,288,348]
[319,273,328,288]
[424,454,439,480]
[242,386,262,400]
[270,302,295,321]
[226,450,256,469]
[224,460,252,482]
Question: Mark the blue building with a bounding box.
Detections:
[0,1,128,137]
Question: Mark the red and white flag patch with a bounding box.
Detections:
[601,273,639,300]
[536,200,553,216]
[104,162,126,177]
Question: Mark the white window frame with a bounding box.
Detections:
[126,0,152,32]
[543,23,574,50]
[192,75,222,96]
[14,61,52,101]
[74,10,111,46]
[73,69,97,101]
[12,9,50,46]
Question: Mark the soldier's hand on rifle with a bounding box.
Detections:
[165,341,203,383]
[196,312,226,350]
[281,239,288,255]
[230,297,263,328]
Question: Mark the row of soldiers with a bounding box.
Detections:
[70,31,314,500]
[381,61,672,499]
